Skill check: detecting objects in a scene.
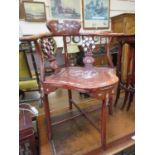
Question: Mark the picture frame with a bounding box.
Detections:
[50,0,81,20]
[82,0,110,29]
[23,1,46,22]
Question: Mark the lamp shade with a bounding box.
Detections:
[62,43,80,54]
[67,44,80,54]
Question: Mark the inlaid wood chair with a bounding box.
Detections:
[20,20,119,149]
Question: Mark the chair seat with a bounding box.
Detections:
[19,80,38,91]
[43,67,118,96]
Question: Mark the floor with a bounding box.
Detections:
[23,89,135,155]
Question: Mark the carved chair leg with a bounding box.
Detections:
[44,94,52,140]
[114,85,121,107]
[126,92,134,111]
[108,96,113,115]
[121,90,129,110]
[68,89,73,110]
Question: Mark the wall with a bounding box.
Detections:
[19,0,135,46]
[110,0,135,17]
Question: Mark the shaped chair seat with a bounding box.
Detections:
[19,79,38,91]
[43,66,118,98]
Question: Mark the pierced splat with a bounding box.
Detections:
[39,37,59,72]
[40,37,57,61]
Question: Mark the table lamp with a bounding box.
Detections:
[67,43,80,66]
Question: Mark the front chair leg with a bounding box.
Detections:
[126,92,134,111]
[68,89,73,110]
[108,96,113,115]
[121,90,129,110]
[19,90,25,100]
[101,99,107,150]
[44,94,52,140]
[114,85,121,107]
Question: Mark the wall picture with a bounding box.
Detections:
[23,1,46,22]
[82,0,110,29]
[50,0,81,19]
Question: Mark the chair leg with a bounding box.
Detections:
[101,99,107,150]
[108,96,113,115]
[126,92,134,111]
[19,90,25,100]
[44,94,52,140]
[114,86,121,107]
[68,89,73,110]
[121,90,129,110]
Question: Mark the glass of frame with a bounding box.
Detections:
[66,36,71,43]
[93,36,100,42]
[82,0,110,29]
[50,0,81,19]
[23,1,46,22]
[72,36,81,43]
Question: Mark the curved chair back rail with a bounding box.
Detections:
[20,33,134,68]
[20,33,134,85]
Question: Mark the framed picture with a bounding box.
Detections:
[23,1,46,22]
[19,1,25,19]
[50,0,81,19]
[20,0,34,19]
[82,0,110,29]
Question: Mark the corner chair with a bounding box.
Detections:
[20,20,121,149]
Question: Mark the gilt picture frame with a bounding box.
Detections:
[82,0,110,29]
[23,1,46,22]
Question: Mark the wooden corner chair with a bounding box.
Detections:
[20,20,119,149]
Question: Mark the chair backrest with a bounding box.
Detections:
[33,20,81,82]
[115,36,135,82]
[47,20,81,35]
[46,20,81,66]
[19,42,39,93]
[33,35,58,83]
[19,42,32,80]
[21,21,131,84]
